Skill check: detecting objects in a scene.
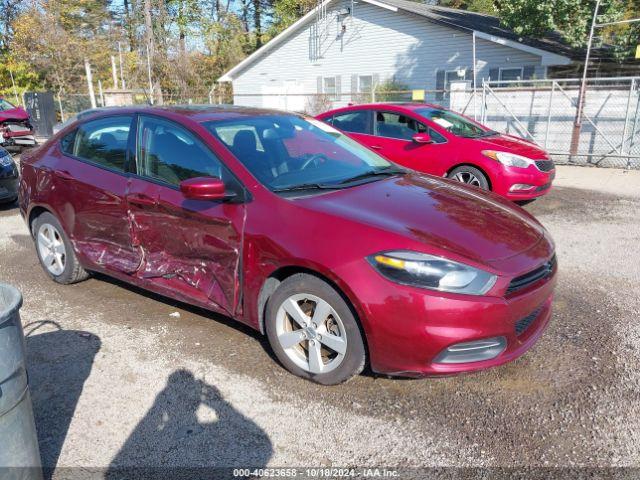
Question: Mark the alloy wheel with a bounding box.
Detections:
[275,293,348,374]
[37,223,66,276]
[453,171,481,187]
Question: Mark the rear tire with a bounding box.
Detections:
[265,274,366,385]
[32,212,89,284]
[448,166,490,190]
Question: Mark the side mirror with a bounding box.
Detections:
[412,132,433,144]
[180,177,228,201]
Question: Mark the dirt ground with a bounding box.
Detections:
[1,165,639,477]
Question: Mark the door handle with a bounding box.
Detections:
[370,145,382,150]
[128,193,157,207]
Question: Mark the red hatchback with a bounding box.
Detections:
[317,103,555,202]
[20,106,557,384]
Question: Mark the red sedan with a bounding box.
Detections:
[317,103,555,202]
[20,106,556,384]
[0,97,36,148]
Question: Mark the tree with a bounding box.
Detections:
[439,0,496,15]
[495,0,638,61]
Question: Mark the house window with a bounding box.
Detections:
[323,77,337,99]
[499,67,524,82]
[358,75,373,93]
[445,69,468,90]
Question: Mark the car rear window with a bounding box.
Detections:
[62,116,132,172]
[331,111,372,135]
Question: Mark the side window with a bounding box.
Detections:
[375,112,424,141]
[136,115,224,187]
[428,128,447,144]
[69,116,132,172]
[60,130,76,154]
[332,111,371,135]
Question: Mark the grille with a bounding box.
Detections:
[515,307,542,336]
[507,255,556,295]
[535,160,555,172]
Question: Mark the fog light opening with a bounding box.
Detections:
[509,184,535,192]
[433,336,507,364]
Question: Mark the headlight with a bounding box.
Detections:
[368,251,497,295]
[482,150,535,168]
[0,151,13,167]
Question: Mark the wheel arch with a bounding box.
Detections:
[27,205,53,235]
[446,163,493,190]
[256,265,371,361]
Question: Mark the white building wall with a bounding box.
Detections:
[230,1,546,111]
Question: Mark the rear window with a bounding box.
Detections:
[0,99,15,112]
[331,111,372,135]
[61,116,132,172]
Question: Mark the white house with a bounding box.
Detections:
[218,0,576,112]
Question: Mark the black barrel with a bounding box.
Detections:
[0,283,42,480]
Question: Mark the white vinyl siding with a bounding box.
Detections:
[231,0,549,107]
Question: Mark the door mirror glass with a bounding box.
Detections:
[412,132,433,144]
[180,177,227,201]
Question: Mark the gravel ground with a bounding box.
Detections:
[0,165,639,477]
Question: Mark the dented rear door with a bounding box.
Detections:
[56,115,142,273]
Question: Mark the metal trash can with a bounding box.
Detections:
[0,283,42,480]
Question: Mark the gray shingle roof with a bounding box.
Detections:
[378,0,580,60]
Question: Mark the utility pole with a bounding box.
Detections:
[570,0,600,157]
[8,69,20,106]
[118,42,126,90]
[111,56,119,89]
[146,44,154,105]
[144,0,154,104]
[84,58,97,109]
[98,80,105,106]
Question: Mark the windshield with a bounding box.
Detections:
[415,108,494,139]
[205,115,398,192]
[0,99,16,112]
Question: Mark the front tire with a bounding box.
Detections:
[32,212,89,284]
[448,165,490,190]
[265,274,366,385]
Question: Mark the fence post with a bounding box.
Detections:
[621,79,634,157]
[481,80,486,123]
[544,81,555,149]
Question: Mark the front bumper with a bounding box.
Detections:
[1,131,36,147]
[495,166,555,201]
[338,256,557,377]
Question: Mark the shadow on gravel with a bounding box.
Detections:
[106,369,273,477]
[24,321,101,479]
[91,272,280,363]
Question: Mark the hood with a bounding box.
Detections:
[296,174,545,264]
[474,133,548,159]
[0,106,30,122]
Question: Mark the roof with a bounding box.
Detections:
[380,0,579,60]
[73,105,295,124]
[219,0,577,82]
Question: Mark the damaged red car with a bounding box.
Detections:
[0,98,36,148]
[19,106,557,385]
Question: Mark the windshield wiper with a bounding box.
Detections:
[272,183,343,193]
[334,167,406,185]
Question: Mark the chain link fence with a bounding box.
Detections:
[55,77,640,169]
[478,77,640,169]
[231,79,640,169]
